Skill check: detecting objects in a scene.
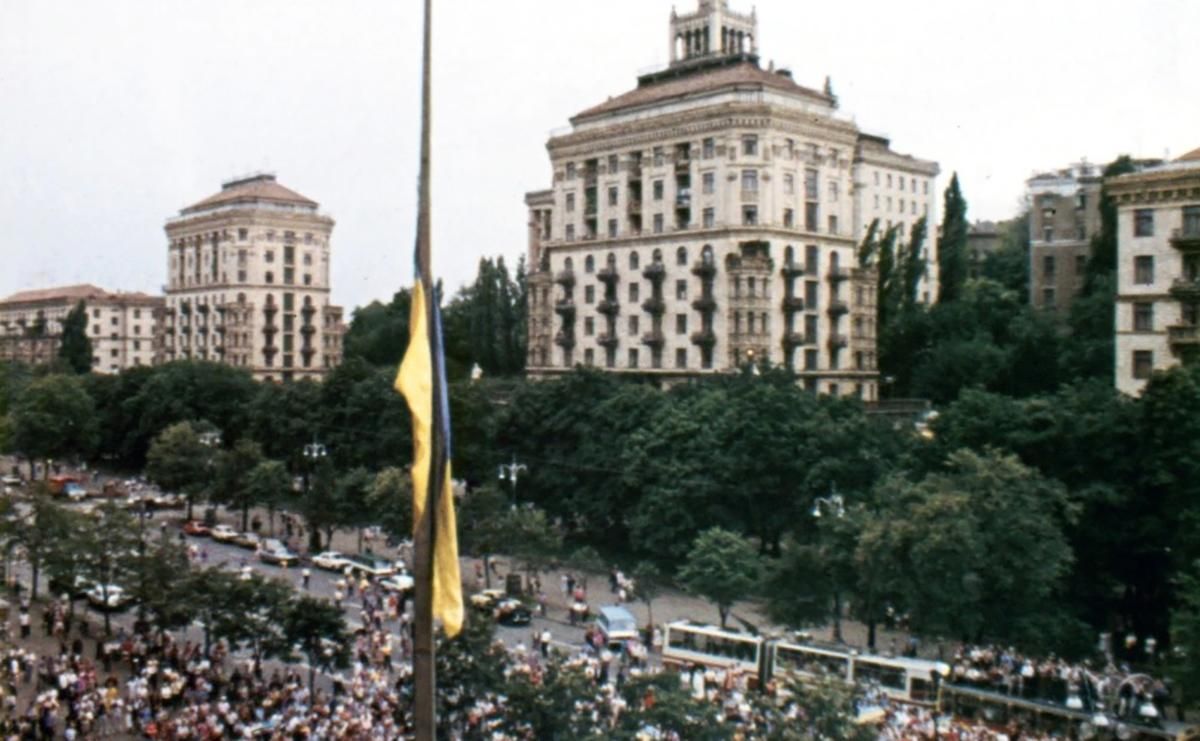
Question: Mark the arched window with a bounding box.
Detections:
[236,293,246,305]
[785,245,795,263]
[606,253,617,267]
[564,257,574,271]
[585,255,595,273]
[676,246,688,266]
[629,252,640,270]
[702,244,714,264]
[652,249,663,263]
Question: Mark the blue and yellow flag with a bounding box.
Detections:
[395,278,464,636]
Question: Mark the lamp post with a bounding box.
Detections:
[498,455,527,508]
[302,439,327,552]
[197,430,223,523]
[812,489,847,642]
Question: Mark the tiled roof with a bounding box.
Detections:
[181,174,317,215]
[572,59,833,122]
[0,284,110,305]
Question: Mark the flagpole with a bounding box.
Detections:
[412,0,439,737]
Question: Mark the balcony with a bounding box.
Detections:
[597,299,621,316]
[674,156,691,173]
[782,296,807,313]
[598,333,620,348]
[301,324,316,335]
[583,168,598,186]
[642,297,666,315]
[828,267,851,282]
[627,162,643,179]
[692,296,717,313]
[555,269,576,288]
[301,304,316,317]
[554,299,576,318]
[598,266,620,285]
[781,261,805,278]
[554,331,576,349]
[828,334,848,350]
[691,260,717,279]
[628,199,643,215]
[641,331,665,348]
[690,330,717,347]
[584,200,598,217]
[676,190,692,208]
[827,300,849,316]
[642,263,666,282]
[1170,278,1200,302]
[741,189,759,203]
[783,332,808,348]
[1171,228,1200,251]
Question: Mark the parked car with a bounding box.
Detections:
[595,605,639,648]
[233,532,262,550]
[49,574,92,599]
[494,598,532,626]
[470,589,506,612]
[379,573,414,594]
[211,525,238,542]
[345,555,395,577]
[258,543,299,567]
[182,520,210,536]
[86,584,131,611]
[312,551,351,571]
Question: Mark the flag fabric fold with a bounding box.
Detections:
[396,279,464,637]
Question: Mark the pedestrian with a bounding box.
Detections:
[540,628,551,658]
[301,568,311,590]
[19,608,30,640]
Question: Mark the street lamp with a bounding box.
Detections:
[498,455,528,507]
[197,430,223,523]
[811,493,846,519]
[301,439,327,551]
[811,487,847,642]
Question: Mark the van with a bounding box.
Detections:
[596,605,639,647]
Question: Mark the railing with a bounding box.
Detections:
[691,261,717,278]
[783,332,807,347]
[828,267,851,281]
[554,331,576,349]
[690,330,717,347]
[555,270,576,286]
[1171,228,1200,249]
[1169,278,1200,300]
[782,297,807,313]
[641,331,665,347]
[692,296,717,313]
[597,299,621,316]
[827,300,849,316]
[741,189,759,203]
[641,297,666,315]
[598,266,620,283]
[598,333,619,348]
[1168,324,1200,344]
[628,200,642,215]
[828,334,848,349]
[781,261,805,277]
[642,263,666,281]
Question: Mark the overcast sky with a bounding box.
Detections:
[2,0,1197,313]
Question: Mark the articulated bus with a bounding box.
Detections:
[662,622,946,704]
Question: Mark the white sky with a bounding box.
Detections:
[2,0,1198,313]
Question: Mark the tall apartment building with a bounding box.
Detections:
[1027,162,1103,312]
[1111,148,1200,395]
[161,174,345,382]
[524,0,938,398]
[0,284,162,373]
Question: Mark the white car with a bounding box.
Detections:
[346,555,396,577]
[211,525,238,542]
[311,551,351,571]
[380,573,414,594]
[86,584,131,611]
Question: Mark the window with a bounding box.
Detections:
[653,181,664,201]
[786,139,796,157]
[566,162,576,179]
[1076,255,1087,275]
[805,281,819,310]
[629,283,640,302]
[703,138,715,159]
[676,314,688,334]
[110,316,118,326]
[1042,287,1055,307]
[303,274,312,286]
[584,317,594,336]
[1043,255,1056,279]
[874,172,880,186]
[1183,206,1200,236]
[806,203,819,232]
[284,268,295,284]
[827,215,838,235]
[238,228,248,241]
[566,193,576,212]
[265,271,274,284]
[1134,256,1155,285]
[1133,350,1154,380]
[805,349,818,370]
[608,219,618,238]
[585,255,595,273]
[829,181,840,201]
[653,214,664,234]
[608,154,619,174]
[1043,227,1055,242]
[608,186,619,207]
[265,250,275,263]
[585,285,595,303]
[784,174,795,195]
[676,279,688,300]
[237,270,247,282]
[676,247,688,266]
[584,348,594,365]
[284,246,295,263]
[784,209,795,228]
[303,253,313,266]
[566,224,576,241]
[741,170,758,192]
[1134,209,1155,237]
[675,348,687,368]
[653,147,664,167]
[628,348,639,368]
[743,206,758,225]
[742,135,758,156]
[887,174,893,188]
[899,177,905,192]
[626,315,640,336]
[1134,302,1155,332]
[805,169,819,200]
[702,172,715,195]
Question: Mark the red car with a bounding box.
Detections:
[182,520,211,536]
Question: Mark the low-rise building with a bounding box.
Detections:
[1110,148,1200,395]
[0,284,162,373]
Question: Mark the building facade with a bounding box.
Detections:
[1111,148,1200,395]
[524,0,938,398]
[161,174,345,382]
[0,284,162,373]
[1027,162,1103,312]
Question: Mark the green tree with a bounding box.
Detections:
[7,374,98,477]
[1169,560,1200,713]
[457,484,513,589]
[126,535,195,637]
[938,173,969,303]
[632,561,667,632]
[368,466,413,546]
[677,527,759,628]
[244,460,292,536]
[282,595,352,694]
[215,574,293,673]
[342,289,412,367]
[16,487,75,599]
[57,301,92,374]
[982,212,1031,299]
[213,438,264,532]
[77,502,141,635]
[187,569,248,654]
[145,421,215,521]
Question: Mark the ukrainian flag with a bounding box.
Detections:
[396,275,464,637]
